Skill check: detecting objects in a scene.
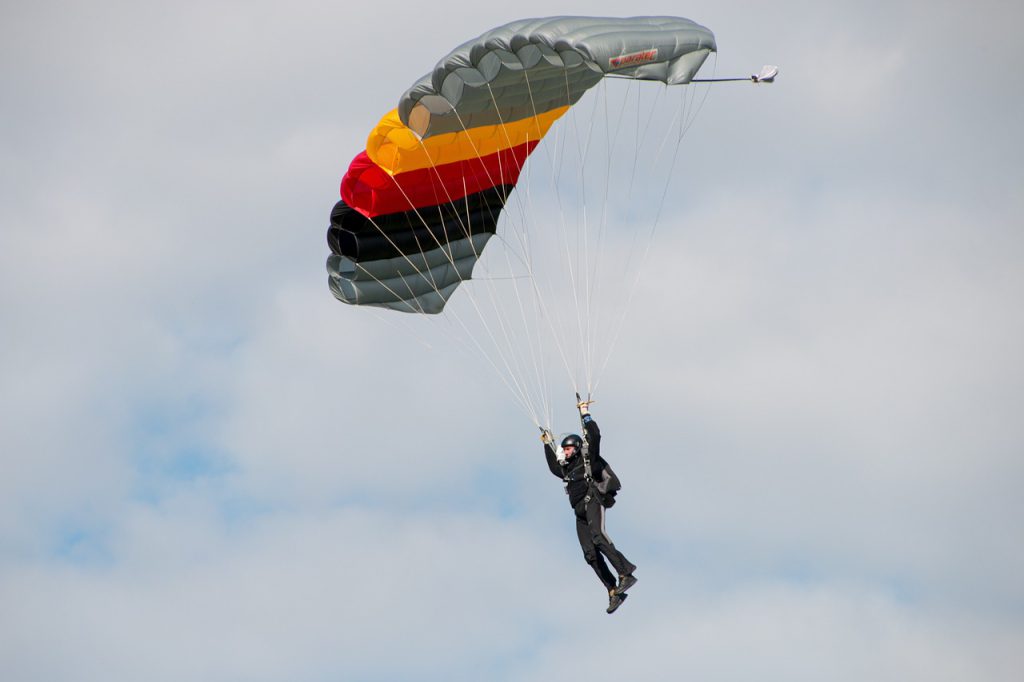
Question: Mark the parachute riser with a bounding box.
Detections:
[576,391,595,485]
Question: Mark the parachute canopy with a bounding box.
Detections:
[327,16,716,313]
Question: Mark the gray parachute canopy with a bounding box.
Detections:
[398,15,716,137]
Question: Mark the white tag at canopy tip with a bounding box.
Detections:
[752,65,778,83]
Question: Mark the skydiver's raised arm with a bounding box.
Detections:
[578,398,600,459]
[582,414,600,459]
[544,443,562,477]
[541,429,561,477]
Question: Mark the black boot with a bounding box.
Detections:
[615,573,637,595]
[606,591,628,614]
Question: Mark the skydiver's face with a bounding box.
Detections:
[562,445,576,459]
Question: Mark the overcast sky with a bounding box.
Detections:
[2,1,1022,680]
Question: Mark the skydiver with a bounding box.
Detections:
[541,398,638,614]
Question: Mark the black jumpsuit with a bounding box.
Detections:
[544,415,636,592]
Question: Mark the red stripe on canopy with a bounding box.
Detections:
[341,140,537,218]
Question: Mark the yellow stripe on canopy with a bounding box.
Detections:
[366,106,569,176]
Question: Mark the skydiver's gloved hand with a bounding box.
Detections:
[577,398,593,417]
[540,428,555,445]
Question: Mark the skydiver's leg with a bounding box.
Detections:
[585,496,637,578]
[575,501,616,591]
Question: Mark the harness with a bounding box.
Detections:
[581,431,595,503]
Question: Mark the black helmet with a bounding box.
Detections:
[560,434,583,450]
